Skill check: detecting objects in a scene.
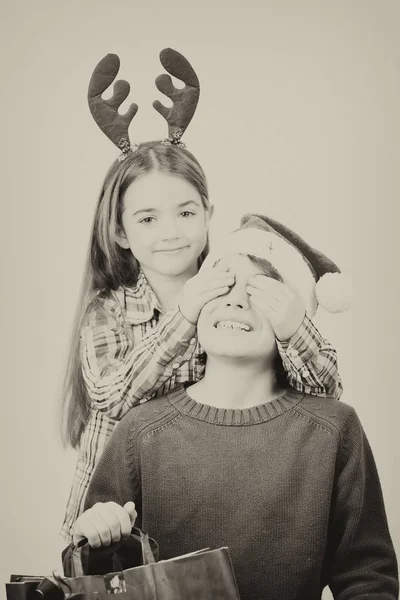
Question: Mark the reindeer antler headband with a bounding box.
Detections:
[87,48,200,161]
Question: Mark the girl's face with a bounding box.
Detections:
[117,171,210,278]
[197,254,277,363]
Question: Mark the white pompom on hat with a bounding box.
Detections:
[203,213,352,318]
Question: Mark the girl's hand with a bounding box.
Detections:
[247,275,306,342]
[179,263,235,324]
[72,501,137,548]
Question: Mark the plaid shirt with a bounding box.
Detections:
[61,271,342,541]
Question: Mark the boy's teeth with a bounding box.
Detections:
[216,320,251,331]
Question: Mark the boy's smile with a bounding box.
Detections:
[213,311,254,333]
[214,319,253,332]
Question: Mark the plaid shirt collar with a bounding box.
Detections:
[123,270,163,325]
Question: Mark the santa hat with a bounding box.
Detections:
[203,213,352,318]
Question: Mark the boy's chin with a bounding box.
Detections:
[206,343,258,360]
[203,335,276,363]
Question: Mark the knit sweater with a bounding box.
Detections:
[85,385,398,600]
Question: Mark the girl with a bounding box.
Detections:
[60,49,344,541]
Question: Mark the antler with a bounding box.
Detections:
[88,54,138,151]
[153,48,200,140]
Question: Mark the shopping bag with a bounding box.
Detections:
[6,575,84,599]
[5,528,158,600]
[61,527,241,599]
[6,528,241,599]
[6,576,45,600]
[62,527,159,577]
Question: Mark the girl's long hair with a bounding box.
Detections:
[60,142,210,448]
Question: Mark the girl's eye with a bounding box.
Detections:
[180,211,195,218]
[140,217,155,224]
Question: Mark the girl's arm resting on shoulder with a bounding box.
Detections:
[276,314,343,400]
[328,409,398,599]
[81,299,197,417]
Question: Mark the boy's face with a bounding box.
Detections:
[197,254,277,362]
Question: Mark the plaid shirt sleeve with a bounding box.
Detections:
[81,296,197,418]
[276,314,343,400]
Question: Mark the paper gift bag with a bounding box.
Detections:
[62,527,241,599]
[6,576,45,600]
[63,527,159,577]
[6,528,241,599]
[5,528,158,600]
[6,575,88,600]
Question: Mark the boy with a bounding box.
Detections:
[72,216,398,600]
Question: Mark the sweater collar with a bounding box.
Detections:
[167,384,304,426]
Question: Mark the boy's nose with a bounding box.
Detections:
[225,285,250,310]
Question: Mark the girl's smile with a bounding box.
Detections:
[154,246,190,254]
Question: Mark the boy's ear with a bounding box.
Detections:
[115,228,130,249]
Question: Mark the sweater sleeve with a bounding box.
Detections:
[84,412,141,513]
[328,408,398,599]
[62,415,143,577]
[81,294,197,418]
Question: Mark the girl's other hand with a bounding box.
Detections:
[247,275,306,342]
[179,262,235,324]
[72,501,137,548]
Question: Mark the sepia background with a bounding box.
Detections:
[1,1,399,598]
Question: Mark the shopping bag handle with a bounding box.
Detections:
[69,527,157,577]
[129,527,156,565]
[75,527,156,565]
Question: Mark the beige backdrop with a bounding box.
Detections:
[1,1,399,598]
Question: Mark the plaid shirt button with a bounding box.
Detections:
[172,362,181,369]
[288,349,299,357]
[302,369,310,377]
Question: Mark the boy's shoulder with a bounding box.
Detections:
[294,394,361,435]
[116,393,179,439]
